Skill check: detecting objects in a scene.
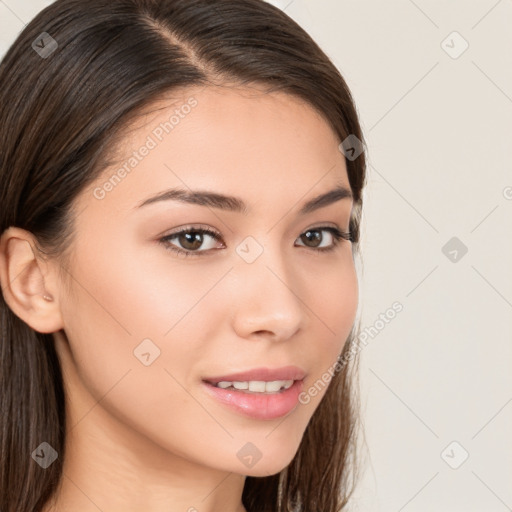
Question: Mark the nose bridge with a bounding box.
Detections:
[231,235,305,339]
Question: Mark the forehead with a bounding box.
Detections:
[78,85,349,216]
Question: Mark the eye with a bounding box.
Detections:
[159,225,352,258]
[160,224,223,258]
[295,227,352,252]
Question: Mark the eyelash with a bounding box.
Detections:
[159,224,353,258]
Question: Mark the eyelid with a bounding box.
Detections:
[162,223,222,239]
[162,221,343,238]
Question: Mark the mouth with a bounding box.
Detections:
[204,379,295,393]
[200,366,306,420]
[202,365,306,388]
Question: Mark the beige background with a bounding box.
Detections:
[1,1,511,510]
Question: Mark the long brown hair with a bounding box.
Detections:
[0,1,367,510]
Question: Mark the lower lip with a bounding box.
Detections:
[201,379,304,420]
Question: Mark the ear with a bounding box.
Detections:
[0,226,64,333]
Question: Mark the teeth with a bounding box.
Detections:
[214,380,294,392]
[249,381,266,392]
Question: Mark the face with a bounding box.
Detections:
[54,84,358,477]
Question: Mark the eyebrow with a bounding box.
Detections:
[136,184,353,215]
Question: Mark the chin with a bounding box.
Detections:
[239,444,300,477]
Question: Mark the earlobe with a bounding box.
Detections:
[0,227,63,334]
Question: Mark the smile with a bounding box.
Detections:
[213,380,295,393]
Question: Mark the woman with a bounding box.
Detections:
[0,0,367,510]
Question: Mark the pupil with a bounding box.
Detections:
[181,232,202,250]
[304,230,321,247]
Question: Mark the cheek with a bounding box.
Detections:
[309,251,358,344]
[298,253,358,401]
[58,236,207,405]
[58,247,226,459]
[63,226,230,371]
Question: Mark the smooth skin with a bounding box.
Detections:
[0,84,358,512]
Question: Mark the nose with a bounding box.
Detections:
[230,245,305,341]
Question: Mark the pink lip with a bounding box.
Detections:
[201,379,305,420]
[202,365,306,384]
[201,365,307,420]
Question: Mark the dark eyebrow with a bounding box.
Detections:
[135,185,353,215]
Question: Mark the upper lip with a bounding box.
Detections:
[203,365,306,384]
